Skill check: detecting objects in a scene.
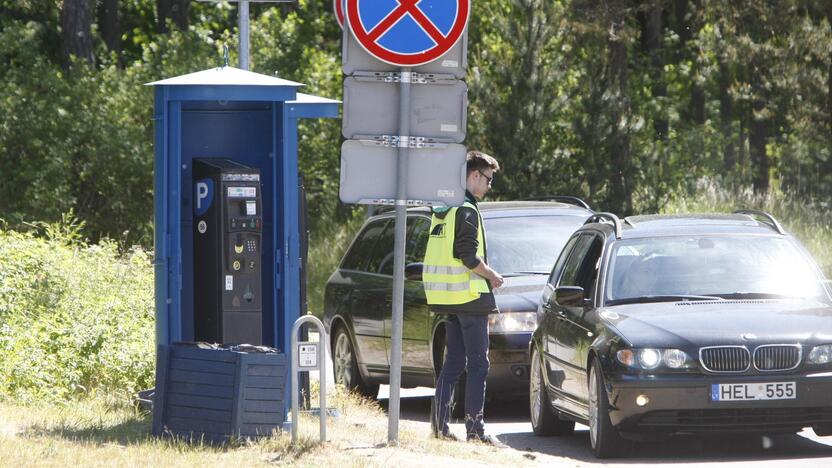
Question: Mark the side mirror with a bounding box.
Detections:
[405,262,423,281]
[555,286,585,307]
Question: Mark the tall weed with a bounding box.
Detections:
[0,227,154,404]
[663,178,832,275]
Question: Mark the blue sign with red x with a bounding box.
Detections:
[346,0,470,67]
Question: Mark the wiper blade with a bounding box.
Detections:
[607,295,723,306]
[508,271,549,276]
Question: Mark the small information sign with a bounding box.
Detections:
[297,342,318,368]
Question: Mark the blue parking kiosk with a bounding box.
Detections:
[147,66,338,432]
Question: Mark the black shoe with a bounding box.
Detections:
[433,431,463,442]
[466,433,506,448]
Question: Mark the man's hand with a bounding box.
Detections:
[488,272,504,289]
[472,261,503,289]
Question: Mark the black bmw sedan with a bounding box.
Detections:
[318,200,593,410]
[530,211,832,458]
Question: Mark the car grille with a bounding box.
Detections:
[754,345,801,371]
[637,407,832,433]
[700,346,750,373]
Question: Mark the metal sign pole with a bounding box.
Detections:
[198,0,296,71]
[238,0,250,69]
[388,66,411,444]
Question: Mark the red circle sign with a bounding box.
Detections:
[334,0,345,29]
[346,0,470,67]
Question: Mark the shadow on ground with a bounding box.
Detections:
[24,409,155,446]
[381,393,832,464]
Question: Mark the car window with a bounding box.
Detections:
[485,215,588,275]
[406,217,431,264]
[341,219,389,271]
[371,221,396,275]
[558,234,593,287]
[549,235,581,285]
[576,236,604,299]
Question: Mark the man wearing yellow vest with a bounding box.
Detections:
[425,150,504,444]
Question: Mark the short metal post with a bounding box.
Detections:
[291,315,327,444]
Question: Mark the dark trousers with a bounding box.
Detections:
[433,313,490,437]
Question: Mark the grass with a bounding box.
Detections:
[0,385,528,467]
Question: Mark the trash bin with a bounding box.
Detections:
[152,342,287,443]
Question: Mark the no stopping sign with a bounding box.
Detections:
[346,0,470,67]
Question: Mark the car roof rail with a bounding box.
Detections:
[522,196,592,211]
[584,212,622,239]
[733,209,786,235]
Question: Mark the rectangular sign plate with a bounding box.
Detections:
[342,24,468,79]
[342,77,467,143]
[339,140,466,206]
[711,382,796,401]
[297,342,318,369]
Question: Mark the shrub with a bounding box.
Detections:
[0,223,155,404]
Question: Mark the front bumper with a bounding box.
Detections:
[607,371,832,434]
[485,332,531,396]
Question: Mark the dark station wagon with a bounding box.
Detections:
[529,211,832,458]
[317,199,593,410]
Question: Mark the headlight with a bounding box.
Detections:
[616,348,692,370]
[638,349,662,369]
[663,349,690,369]
[808,344,832,364]
[488,312,537,333]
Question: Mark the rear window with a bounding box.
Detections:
[486,215,587,275]
[341,219,389,271]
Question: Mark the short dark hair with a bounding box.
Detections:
[466,150,500,175]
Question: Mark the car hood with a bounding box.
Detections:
[493,275,547,314]
[599,299,832,348]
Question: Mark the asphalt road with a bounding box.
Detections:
[375,386,832,467]
[314,339,832,466]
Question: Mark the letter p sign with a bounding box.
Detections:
[194,179,213,217]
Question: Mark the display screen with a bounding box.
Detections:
[227,187,257,198]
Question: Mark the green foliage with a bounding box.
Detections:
[0,224,155,404]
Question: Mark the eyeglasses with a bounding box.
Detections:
[478,170,494,185]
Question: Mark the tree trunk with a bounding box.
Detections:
[98,0,121,57]
[643,1,668,139]
[60,0,95,68]
[719,62,735,172]
[156,0,170,33]
[608,20,633,215]
[749,70,769,193]
[172,0,189,30]
[157,0,187,32]
[827,6,832,144]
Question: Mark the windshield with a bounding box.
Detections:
[605,235,829,304]
[485,215,586,275]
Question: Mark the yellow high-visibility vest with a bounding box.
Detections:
[423,201,490,305]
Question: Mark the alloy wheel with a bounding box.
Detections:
[530,353,542,428]
[334,331,353,386]
[588,365,599,447]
